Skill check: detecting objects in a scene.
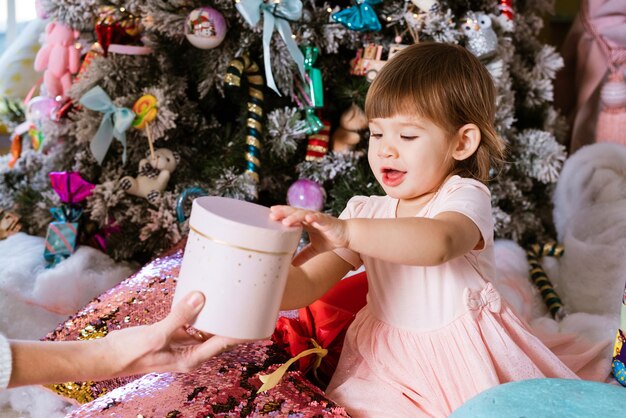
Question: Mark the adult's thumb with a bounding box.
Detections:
[163,291,205,333]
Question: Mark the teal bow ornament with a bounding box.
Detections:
[79,86,135,165]
[50,206,83,223]
[332,0,382,32]
[235,0,305,95]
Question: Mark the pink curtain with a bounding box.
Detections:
[554,0,626,153]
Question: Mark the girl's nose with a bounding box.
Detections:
[377,139,396,158]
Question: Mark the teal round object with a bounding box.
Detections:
[450,378,624,418]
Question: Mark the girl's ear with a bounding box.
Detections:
[451,124,481,161]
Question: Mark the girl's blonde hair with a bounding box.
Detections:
[365,42,505,182]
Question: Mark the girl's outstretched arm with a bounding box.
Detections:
[346,211,482,265]
[271,205,481,267]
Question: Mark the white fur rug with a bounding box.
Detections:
[489,143,624,383]
[0,233,135,418]
[491,240,616,358]
[551,143,626,316]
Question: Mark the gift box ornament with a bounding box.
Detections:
[43,172,95,267]
[172,197,302,339]
[95,5,144,55]
[44,207,81,266]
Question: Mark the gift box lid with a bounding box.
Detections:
[189,196,301,254]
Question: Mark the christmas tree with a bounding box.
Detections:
[0,0,567,263]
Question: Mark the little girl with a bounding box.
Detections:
[270,42,589,417]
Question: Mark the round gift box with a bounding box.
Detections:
[173,197,301,339]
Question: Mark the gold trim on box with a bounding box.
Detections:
[189,225,293,256]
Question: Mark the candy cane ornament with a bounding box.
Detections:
[224,54,265,195]
[526,242,565,320]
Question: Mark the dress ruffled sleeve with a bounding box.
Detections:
[433,178,494,251]
[333,196,369,269]
[0,333,12,389]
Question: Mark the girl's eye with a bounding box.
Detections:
[400,135,418,141]
[370,133,382,139]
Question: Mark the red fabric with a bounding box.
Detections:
[272,272,368,387]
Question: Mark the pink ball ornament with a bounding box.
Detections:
[185,7,227,49]
[26,96,59,123]
[287,179,325,211]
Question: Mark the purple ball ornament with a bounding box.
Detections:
[26,96,59,123]
[185,7,227,49]
[287,179,326,211]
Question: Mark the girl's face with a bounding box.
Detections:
[368,113,456,205]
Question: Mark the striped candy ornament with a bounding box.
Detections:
[498,0,514,21]
[224,54,265,190]
[305,118,330,161]
[44,221,79,266]
[526,242,565,320]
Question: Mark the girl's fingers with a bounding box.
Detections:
[304,212,319,224]
[282,209,313,226]
[269,205,296,220]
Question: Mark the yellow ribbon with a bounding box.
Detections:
[258,339,327,393]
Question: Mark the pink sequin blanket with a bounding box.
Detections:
[42,240,349,416]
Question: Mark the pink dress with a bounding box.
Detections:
[325,176,602,418]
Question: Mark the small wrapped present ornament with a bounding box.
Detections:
[44,206,81,266]
[95,5,147,56]
[43,172,95,266]
[269,272,368,389]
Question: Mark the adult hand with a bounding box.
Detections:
[270,205,350,266]
[106,292,245,377]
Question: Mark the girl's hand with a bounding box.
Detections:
[106,292,247,376]
[270,205,350,266]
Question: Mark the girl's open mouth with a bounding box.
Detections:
[382,168,406,186]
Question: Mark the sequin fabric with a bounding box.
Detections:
[43,243,186,404]
[43,240,349,416]
[67,340,349,417]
